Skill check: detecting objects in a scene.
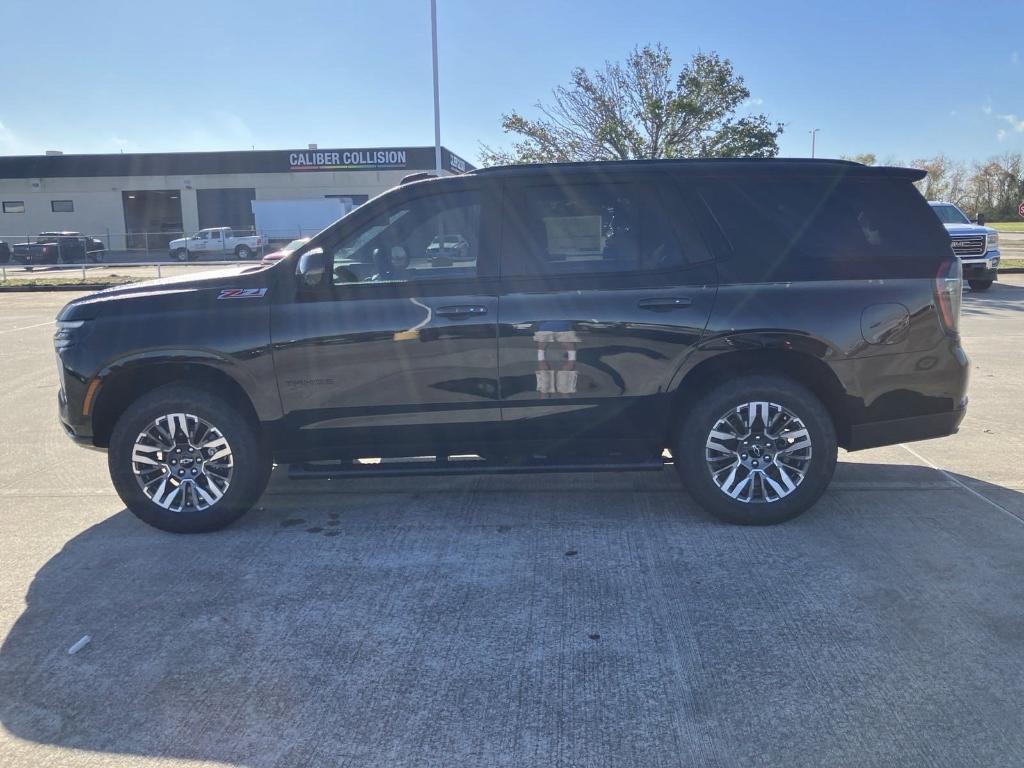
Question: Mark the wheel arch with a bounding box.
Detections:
[91,361,263,448]
[671,348,852,448]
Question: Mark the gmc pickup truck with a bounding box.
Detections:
[929,201,1000,291]
[169,227,263,261]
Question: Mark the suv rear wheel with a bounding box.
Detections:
[675,375,837,525]
[108,384,271,533]
[968,279,992,291]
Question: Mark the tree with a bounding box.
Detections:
[841,153,877,166]
[479,44,784,165]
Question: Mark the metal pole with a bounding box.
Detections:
[431,0,442,175]
[810,128,819,158]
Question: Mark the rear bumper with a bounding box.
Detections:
[847,406,966,451]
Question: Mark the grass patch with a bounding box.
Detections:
[0,276,135,288]
[999,258,1024,271]
[989,221,1024,232]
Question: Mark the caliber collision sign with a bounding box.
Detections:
[1018,201,1024,218]
[288,149,410,171]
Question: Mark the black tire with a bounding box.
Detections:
[235,245,252,260]
[108,385,271,533]
[89,251,104,263]
[675,374,837,525]
[968,279,993,291]
[171,249,187,262]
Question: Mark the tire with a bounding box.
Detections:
[108,385,271,533]
[969,279,993,291]
[171,249,188,262]
[235,245,252,260]
[89,251,104,263]
[675,374,837,525]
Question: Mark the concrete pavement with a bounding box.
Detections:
[1,279,1024,767]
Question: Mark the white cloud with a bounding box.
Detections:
[982,103,993,115]
[997,128,1008,141]
[743,97,764,108]
[999,113,1024,132]
[0,120,34,155]
[1012,51,1020,64]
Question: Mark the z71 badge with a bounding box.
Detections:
[217,288,268,300]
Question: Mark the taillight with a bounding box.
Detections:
[934,256,962,335]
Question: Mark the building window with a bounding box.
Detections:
[51,200,74,213]
[2,201,25,213]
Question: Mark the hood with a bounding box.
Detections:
[942,223,995,236]
[57,265,268,322]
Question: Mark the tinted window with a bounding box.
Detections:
[503,180,708,277]
[699,176,946,281]
[329,190,481,285]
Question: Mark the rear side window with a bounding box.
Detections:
[699,176,947,281]
[502,180,709,277]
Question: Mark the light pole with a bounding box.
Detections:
[809,128,820,158]
[430,0,442,175]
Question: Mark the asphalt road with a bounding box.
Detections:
[1,279,1024,767]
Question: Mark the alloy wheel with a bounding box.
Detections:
[704,401,812,504]
[131,413,234,512]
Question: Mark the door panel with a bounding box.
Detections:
[272,284,499,459]
[270,181,501,461]
[496,175,719,453]
[498,277,716,447]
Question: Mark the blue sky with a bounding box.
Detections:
[1,0,1021,164]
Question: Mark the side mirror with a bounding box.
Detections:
[296,248,327,288]
[975,213,986,226]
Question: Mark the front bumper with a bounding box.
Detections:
[960,250,999,282]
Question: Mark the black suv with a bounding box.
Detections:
[55,159,968,532]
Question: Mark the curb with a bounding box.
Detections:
[0,284,121,292]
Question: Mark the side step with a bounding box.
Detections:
[288,455,672,480]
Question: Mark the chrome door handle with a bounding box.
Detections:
[436,305,489,319]
[637,297,693,311]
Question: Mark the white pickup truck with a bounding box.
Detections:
[169,227,264,261]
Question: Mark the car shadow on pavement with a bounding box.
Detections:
[3,464,1024,767]
[962,278,1024,316]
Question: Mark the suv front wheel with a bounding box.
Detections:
[108,384,271,533]
[675,375,837,525]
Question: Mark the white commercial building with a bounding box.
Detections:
[0,145,473,250]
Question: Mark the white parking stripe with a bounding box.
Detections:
[0,320,54,335]
[900,443,1024,526]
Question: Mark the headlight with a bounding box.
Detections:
[54,320,85,350]
[986,232,999,251]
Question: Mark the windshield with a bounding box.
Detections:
[931,203,970,225]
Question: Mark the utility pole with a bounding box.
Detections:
[431,0,442,175]
[809,128,820,158]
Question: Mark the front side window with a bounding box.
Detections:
[329,190,481,285]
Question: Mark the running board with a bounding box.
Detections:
[288,455,672,480]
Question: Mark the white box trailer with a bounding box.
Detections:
[251,198,349,243]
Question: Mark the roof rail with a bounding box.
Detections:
[400,172,437,185]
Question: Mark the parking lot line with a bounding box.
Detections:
[899,442,1024,525]
[0,320,54,335]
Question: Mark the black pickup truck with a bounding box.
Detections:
[12,232,105,268]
